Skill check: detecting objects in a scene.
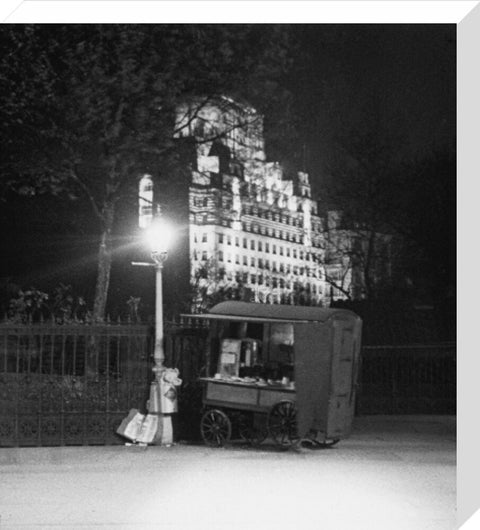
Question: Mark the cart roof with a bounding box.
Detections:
[183,301,357,324]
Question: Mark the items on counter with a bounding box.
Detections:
[212,373,295,388]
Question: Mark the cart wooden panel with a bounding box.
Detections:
[200,378,295,413]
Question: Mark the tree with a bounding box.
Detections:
[322,111,455,305]
[1,25,294,320]
[320,118,405,301]
[384,148,456,302]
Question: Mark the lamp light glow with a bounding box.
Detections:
[144,218,174,255]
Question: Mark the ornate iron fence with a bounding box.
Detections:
[357,343,456,414]
[0,323,152,447]
[164,320,208,441]
[0,320,455,446]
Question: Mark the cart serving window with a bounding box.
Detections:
[182,302,362,449]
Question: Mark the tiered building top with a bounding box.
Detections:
[139,96,369,310]
[173,96,346,308]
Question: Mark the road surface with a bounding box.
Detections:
[0,415,456,530]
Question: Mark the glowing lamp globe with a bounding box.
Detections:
[145,219,173,256]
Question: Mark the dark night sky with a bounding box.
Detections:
[277,24,455,184]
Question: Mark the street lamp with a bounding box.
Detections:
[144,218,173,379]
[135,217,181,446]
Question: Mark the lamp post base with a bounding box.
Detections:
[147,378,178,446]
[149,414,174,446]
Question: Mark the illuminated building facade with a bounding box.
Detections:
[139,96,391,311]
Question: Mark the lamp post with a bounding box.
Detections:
[145,219,172,377]
[142,218,180,445]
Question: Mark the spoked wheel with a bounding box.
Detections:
[238,413,268,447]
[268,400,299,449]
[200,409,232,447]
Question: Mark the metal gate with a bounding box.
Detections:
[0,323,152,447]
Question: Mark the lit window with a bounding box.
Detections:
[138,175,154,228]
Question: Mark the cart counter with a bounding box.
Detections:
[199,377,296,413]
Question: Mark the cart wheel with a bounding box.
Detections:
[238,414,268,447]
[268,400,299,448]
[200,409,232,447]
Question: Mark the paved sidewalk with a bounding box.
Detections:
[0,415,456,530]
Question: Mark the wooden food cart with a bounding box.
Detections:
[186,301,362,449]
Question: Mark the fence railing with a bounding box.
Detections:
[0,321,456,446]
[0,323,153,446]
[357,342,456,414]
